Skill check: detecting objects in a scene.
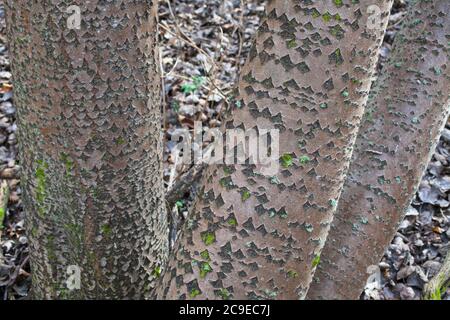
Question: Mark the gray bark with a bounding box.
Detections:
[6,0,168,299]
[308,0,450,300]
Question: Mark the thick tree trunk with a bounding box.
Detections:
[423,250,450,300]
[157,0,392,300]
[307,0,450,300]
[6,1,168,299]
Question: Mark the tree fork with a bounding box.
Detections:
[308,0,450,300]
[6,1,168,299]
[157,0,393,300]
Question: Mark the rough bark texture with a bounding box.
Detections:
[157,0,392,300]
[308,0,450,300]
[6,1,168,299]
[423,250,450,300]
[0,180,9,231]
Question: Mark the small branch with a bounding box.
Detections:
[423,251,450,300]
[162,0,217,69]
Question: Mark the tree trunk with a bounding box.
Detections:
[5,1,168,299]
[157,0,393,300]
[423,250,450,300]
[307,0,450,300]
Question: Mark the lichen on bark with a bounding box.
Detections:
[157,0,393,300]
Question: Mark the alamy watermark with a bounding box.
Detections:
[64,3,385,31]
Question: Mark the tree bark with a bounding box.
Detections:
[423,250,450,300]
[157,0,392,300]
[5,1,168,299]
[307,0,450,300]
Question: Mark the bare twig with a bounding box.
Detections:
[365,149,383,155]
[423,252,450,300]
[162,0,217,69]
[233,0,245,70]
[159,47,167,131]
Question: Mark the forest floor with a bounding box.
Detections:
[0,0,449,300]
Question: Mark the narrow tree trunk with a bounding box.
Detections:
[423,250,450,300]
[307,0,450,300]
[6,1,168,299]
[157,0,392,300]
